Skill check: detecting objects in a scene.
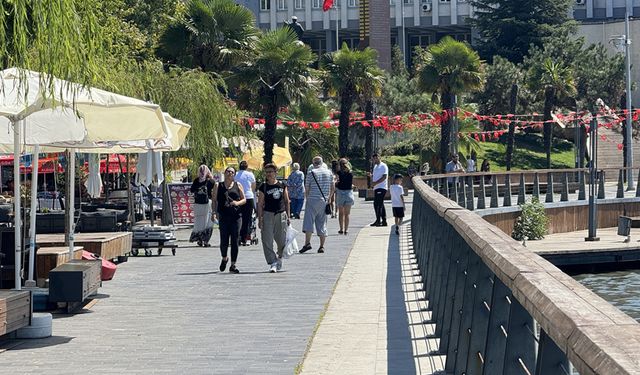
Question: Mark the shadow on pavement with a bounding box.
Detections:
[386,228,417,373]
[2,336,74,351]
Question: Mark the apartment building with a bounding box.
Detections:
[239,0,640,70]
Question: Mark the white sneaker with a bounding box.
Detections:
[269,263,277,273]
[276,258,283,271]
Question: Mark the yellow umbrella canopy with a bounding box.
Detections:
[242,145,292,170]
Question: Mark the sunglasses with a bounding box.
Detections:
[225,170,235,174]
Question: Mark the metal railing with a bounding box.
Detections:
[421,167,640,210]
[410,177,640,375]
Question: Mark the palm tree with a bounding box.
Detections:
[320,44,385,157]
[527,58,576,168]
[416,36,484,170]
[156,0,258,73]
[230,28,316,164]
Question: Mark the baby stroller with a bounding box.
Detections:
[247,209,259,245]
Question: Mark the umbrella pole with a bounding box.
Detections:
[13,120,22,290]
[126,154,132,225]
[68,149,76,257]
[26,145,39,287]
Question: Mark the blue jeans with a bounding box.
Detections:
[290,198,304,217]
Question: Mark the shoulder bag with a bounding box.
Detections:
[311,171,332,215]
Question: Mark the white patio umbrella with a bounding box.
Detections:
[0,67,169,290]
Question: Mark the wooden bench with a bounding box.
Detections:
[36,246,84,287]
[0,290,31,336]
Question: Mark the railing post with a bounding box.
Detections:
[532,173,540,201]
[503,174,512,207]
[517,173,526,205]
[435,178,441,196]
[444,238,471,371]
[466,176,475,211]
[535,329,570,375]
[453,252,482,375]
[477,177,486,209]
[465,265,495,375]
[458,179,467,208]
[482,278,512,375]
[490,177,499,208]
[598,170,605,199]
[561,172,569,201]
[578,170,586,200]
[545,172,554,203]
[617,169,625,198]
[503,297,536,374]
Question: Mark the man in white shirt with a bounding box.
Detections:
[235,161,256,246]
[367,153,388,227]
[445,153,465,189]
[466,155,476,173]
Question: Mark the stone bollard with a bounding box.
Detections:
[490,177,499,208]
[477,177,486,209]
[503,174,512,207]
[598,170,605,199]
[561,172,569,201]
[578,171,586,200]
[533,173,540,201]
[517,173,526,205]
[617,169,625,198]
[545,172,554,203]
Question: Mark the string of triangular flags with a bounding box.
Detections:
[241,108,639,148]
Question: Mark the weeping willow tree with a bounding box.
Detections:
[101,61,245,170]
[0,0,108,93]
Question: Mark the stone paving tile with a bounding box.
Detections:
[0,195,389,374]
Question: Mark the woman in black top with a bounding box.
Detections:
[212,166,246,274]
[189,165,215,246]
[335,158,354,235]
[257,163,290,273]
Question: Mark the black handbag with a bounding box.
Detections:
[311,171,332,215]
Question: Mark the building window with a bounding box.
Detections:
[333,0,341,7]
[312,0,321,8]
[277,0,287,10]
[421,0,430,3]
[439,0,450,2]
[390,0,395,5]
[348,0,357,7]
[295,0,305,8]
[404,0,413,4]
[261,0,271,10]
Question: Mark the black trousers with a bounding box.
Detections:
[219,215,241,262]
[239,198,254,241]
[373,188,387,223]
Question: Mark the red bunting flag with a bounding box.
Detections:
[618,143,624,151]
[323,0,334,11]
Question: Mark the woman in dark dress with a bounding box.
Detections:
[211,166,246,274]
[189,165,215,246]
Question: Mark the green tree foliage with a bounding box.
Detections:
[321,43,385,157]
[416,37,484,170]
[231,28,316,165]
[390,44,408,77]
[377,74,437,116]
[0,0,107,94]
[283,96,338,169]
[472,56,524,117]
[157,0,258,73]
[470,0,575,63]
[512,198,549,241]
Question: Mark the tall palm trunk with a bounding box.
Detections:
[439,91,453,172]
[263,93,278,165]
[543,86,555,169]
[364,99,374,165]
[338,91,354,157]
[506,83,518,170]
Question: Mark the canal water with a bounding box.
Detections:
[573,270,640,321]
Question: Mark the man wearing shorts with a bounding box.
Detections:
[300,156,334,254]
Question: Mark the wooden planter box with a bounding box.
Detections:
[36,246,84,286]
[0,290,31,336]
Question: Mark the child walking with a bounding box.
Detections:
[390,174,405,235]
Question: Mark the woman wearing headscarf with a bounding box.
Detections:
[190,165,215,246]
[287,163,305,219]
[212,166,246,274]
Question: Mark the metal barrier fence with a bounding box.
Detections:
[421,168,640,210]
[410,177,640,375]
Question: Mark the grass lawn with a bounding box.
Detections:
[349,133,576,175]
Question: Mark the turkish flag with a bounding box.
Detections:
[323,0,334,11]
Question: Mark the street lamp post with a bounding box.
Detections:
[586,112,600,241]
[610,12,634,190]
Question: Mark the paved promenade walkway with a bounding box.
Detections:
[0,194,426,374]
[299,221,444,375]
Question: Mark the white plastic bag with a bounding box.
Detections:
[284,225,299,259]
